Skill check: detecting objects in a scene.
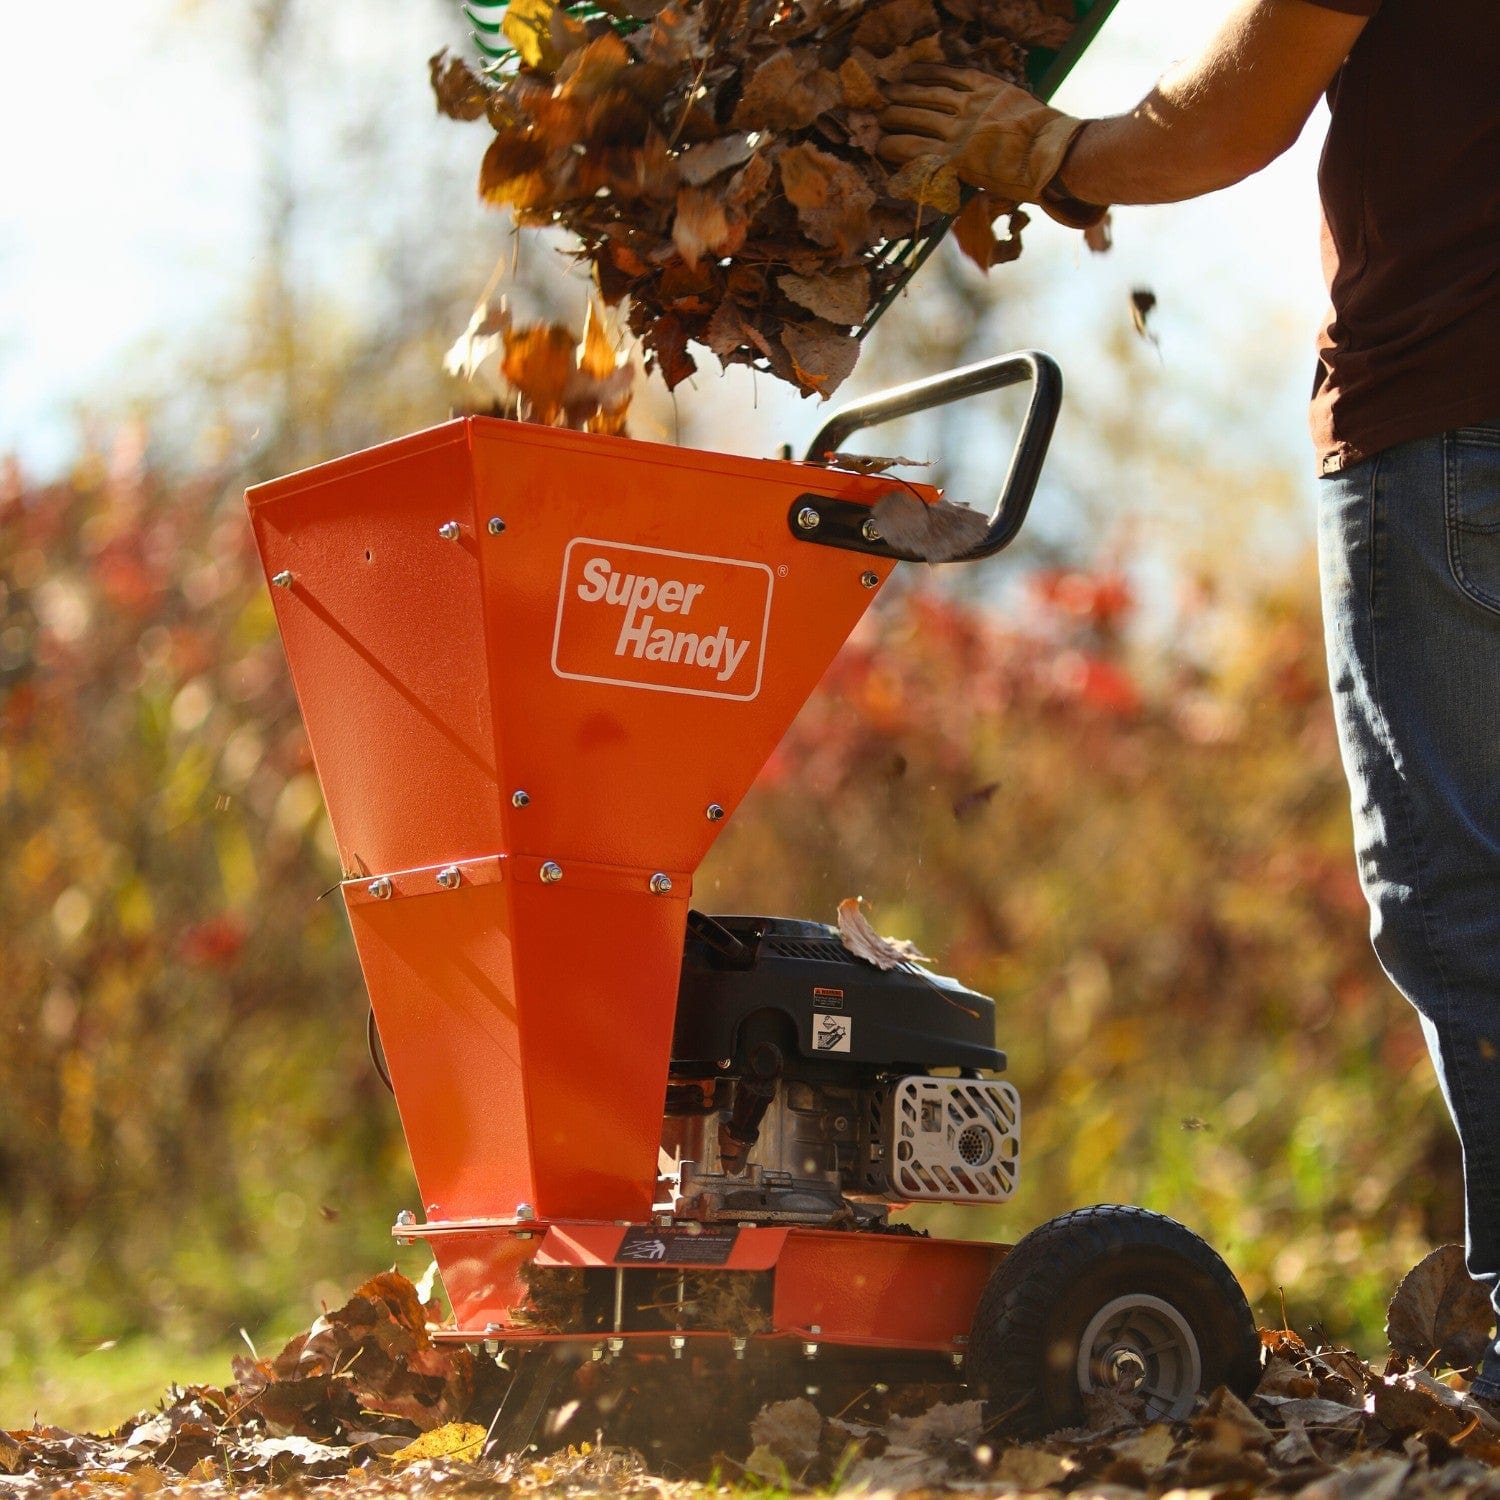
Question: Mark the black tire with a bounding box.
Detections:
[968,1204,1261,1436]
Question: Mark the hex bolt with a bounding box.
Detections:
[396,1209,416,1226]
[271,570,293,589]
[436,865,461,890]
[485,1322,503,1335]
[649,873,673,895]
[860,570,880,589]
[860,517,882,542]
[515,1203,536,1221]
[438,521,461,540]
[706,803,725,821]
[732,1337,747,1360]
[368,877,393,900]
[487,517,506,536]
[796,506,821,531]
[670,1336,686,1359]
[511,790,531,809]
[540,861,563,884]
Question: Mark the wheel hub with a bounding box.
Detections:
[1076,1293,1203,1421]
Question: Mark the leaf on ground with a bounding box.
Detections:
[837,895,929,969]
[872,488,988,562]
[991,1444,1077,1487]
[749,1398,823,1466]
[388,1422,488,1466]
[1386,1243,1495,1371]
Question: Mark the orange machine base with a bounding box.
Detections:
[405,1219,1010,1355]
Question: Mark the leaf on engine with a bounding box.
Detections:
[837,896,930,970]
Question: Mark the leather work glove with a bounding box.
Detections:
[878,64,1108,229]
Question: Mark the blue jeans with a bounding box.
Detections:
[1318,420,1500,1394]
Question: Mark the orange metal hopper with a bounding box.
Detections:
[248,418,914,1227]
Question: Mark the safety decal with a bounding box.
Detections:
[614,1226,740,1265]
[812,1012,851,1053]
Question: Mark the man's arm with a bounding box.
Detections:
[878,0,1371,216]
[1062,0,1371,204]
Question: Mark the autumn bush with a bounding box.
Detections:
[0,431,1460,1407]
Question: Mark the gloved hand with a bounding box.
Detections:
[878,64,1107,229]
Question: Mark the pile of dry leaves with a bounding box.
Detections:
[432,0,1079,400]
[5,1248,1499,1497]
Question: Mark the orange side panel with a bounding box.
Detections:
[772,1231,1006,1350]
[345,856,532,1220]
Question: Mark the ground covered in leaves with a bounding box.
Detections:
[5,1252,1499,1498]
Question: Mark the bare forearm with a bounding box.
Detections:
[1057,0,1368,208]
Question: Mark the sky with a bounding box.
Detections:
[0,0,1336,526]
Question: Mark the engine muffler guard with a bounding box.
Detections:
[248,418,941,1325]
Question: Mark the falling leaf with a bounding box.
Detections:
[1130,286,1158,339]
[871,488,989,562]
[952,780,1000,820]
[1386,1243,1495,1371]
[837,896,929,969]
[428,51,489,121]
[953,192,1028,269]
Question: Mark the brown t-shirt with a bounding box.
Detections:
[1306,0,1500,473]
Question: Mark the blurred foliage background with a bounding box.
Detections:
[0,0,1462,1437]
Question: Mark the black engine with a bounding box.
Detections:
[661,913,1020,1226]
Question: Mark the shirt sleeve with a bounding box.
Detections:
[1296,0,1381,13]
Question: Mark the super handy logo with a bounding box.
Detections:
[550,539,773,700]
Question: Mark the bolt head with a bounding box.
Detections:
[861,518,882,541]
[649,872,673,895]
[436,865,461,889]
[396,1209,416,1226]
[706,803,725,821]
[796,505,821,531]
[438,521,461,541]
[368,877,393,900]
[487,517,506,536]
[511,789,531,809]
[539,860,563,884]
[515,1202,536,1221]
[271,570,293,589]
[860,570,880,589]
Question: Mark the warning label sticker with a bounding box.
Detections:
[614,1226,740,1266]
[812,1012,851,1053]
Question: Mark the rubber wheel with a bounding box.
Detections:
[968,1204,1262,1436]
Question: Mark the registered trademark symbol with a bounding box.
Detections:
[776,564,789,578]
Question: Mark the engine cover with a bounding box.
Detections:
[672,913,1005,1074]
